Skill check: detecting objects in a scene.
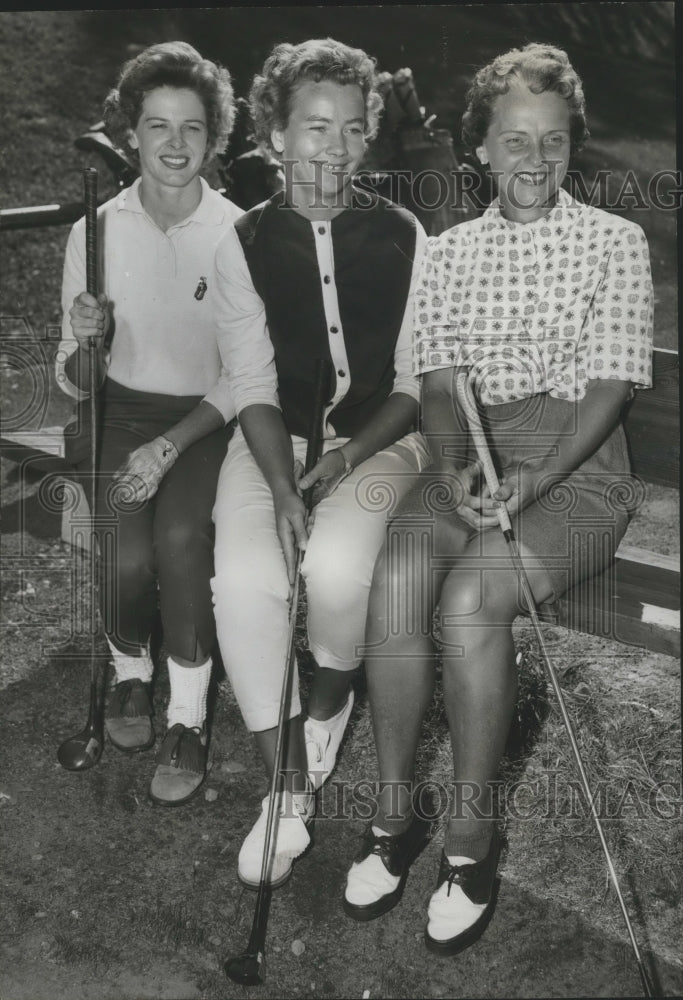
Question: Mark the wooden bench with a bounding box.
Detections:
[551,348,680,656]
[1,350,679,656]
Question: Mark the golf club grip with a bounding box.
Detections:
[455,372,513,534]
[303,358,332,506]
[84,168,98,298]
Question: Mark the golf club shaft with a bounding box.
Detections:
[455,372,652,998]
[247,358,332,960]
[84,167,107,741]
[54,170,104,772]
[84,168,98,639]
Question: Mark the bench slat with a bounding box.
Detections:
[623,350,679,488]
[554,555,680,657]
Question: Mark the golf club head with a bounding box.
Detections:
[223,949,266,986]
[57,727,104,771]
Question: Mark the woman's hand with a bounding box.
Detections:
[272,484,308,584]
[482,469,542,523]
[112,436,179,506]
[434,461,502,531]
[69,291,110,350]
[297,448,350,507]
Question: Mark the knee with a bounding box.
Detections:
[106,542,155,594]
[303,532,365,607]
[370,522,434,605]
[210,550,288,620]
[440,568,515,625]
[159,515,211,558]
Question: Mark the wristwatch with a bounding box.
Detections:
[158,436,179,462]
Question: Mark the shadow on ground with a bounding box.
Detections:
[1,647,681,1000]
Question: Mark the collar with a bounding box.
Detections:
[484,187,580,231]
[116,176,224,228]
[272,182,378,220]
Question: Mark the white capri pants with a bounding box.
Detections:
[211,427,430,732]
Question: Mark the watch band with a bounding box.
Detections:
[158,436,179,461]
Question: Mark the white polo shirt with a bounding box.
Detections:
[57,177,242,422]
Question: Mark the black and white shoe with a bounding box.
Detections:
[425,826,501,955]
[343,817,431,921]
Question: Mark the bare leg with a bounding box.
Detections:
[440,532,553,858]
[307,667,354,721]
[253,716,310,794]
[172,649,209,668]
[364,506,471,834]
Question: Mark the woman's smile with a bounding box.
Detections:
[477,83,571,222]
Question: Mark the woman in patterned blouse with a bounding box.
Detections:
[342,43,653,956]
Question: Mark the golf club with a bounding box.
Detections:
[455,370,652,998]
[224,357,332,986]
[57,166,107,772]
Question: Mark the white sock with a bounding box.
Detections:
[166,656,211,730]
[291,781,315,821]
[106,636,153,684]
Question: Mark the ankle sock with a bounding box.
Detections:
[372,814,413,838]
[167,657,211,730]
[106,636,153,683]
[445,823,493,863]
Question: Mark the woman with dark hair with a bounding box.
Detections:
[343,43,653,954]
[57,41,242,806]
[210,37,430,888]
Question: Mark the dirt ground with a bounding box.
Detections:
[1,7,681,1000]
[0,529,681,1000]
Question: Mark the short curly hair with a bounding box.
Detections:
[249,37,384,153]
[462,43,589,153]
[103,41,235,162]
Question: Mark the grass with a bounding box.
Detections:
[299,601,682,968]
[498,643,682,912]
[0,8,679,997]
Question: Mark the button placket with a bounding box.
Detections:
[312,221,351,427]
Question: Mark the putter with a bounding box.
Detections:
[57,167,107,771]
[455,371,652,998]
[224,357,331,987]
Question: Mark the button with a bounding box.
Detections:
[337,369,346,378]
[330,325,339,334]
[551,352,564,364]
[318,226,326,235]
[555,373,564,384]
[323,275,331,284]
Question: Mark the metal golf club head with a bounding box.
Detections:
[224,948,266,986]
[224,884,272,985]
[57,722,104,771]
[57,658,107,771]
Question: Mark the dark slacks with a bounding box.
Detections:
[66,379,233,660]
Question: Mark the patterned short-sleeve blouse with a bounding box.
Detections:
[414,189,654,405]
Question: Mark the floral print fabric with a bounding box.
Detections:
[414,189,653,404]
